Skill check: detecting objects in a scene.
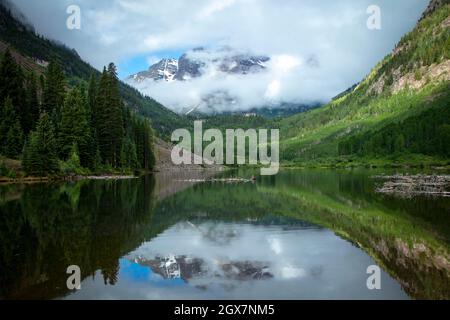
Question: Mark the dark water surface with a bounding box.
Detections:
[0,169,448,299]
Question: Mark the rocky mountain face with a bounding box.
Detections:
[174,49,204,81]
[126,47,270,83]
[130,58,178,82]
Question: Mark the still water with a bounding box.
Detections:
[0,169,448,299]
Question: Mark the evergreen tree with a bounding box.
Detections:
[0,97,14,149]
[42,60,66,119]
[58,87,94,168]
[39,74,45,93]
[87,73,99,168]
[0,97,23,158]
[95,68,109,164]
[437,124,450,157]
[93,147,103,171]
[23,112,59,176]
[121,138,139,170]
[5,120,24,158]
[107,63,124,167]
[132,116,155,171]
[88,73,97,120]
[23,72,40,133]
[394,134,405,153]
[21,137,32,173]
[60,143,82,175]
[79,87,96,169]
[0,49,25,128]
[95,64,124,167]
[0,52,156,174]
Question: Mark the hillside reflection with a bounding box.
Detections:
[0,169,448,299]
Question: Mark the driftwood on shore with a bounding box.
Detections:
[176,178,255,184]
[71,175,138,181]
[374,174,450,197]
[0,174,138,185]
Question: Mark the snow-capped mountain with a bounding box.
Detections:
[126,47,270,83]
[124,47,317,115]
[129,58,178,83]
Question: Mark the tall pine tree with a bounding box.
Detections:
[42,60,66,121]
[0,49,25,130]
[95,64,124,167]
[23,112,59,176]
[88,73,97,121]
[0,97,23,158]
[23,72,40,133]
[58,87,94,168]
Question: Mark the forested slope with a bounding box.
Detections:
[0,1,188,138]
[279,2,450,166]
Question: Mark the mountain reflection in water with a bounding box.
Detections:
[0,169,448,299]
[68,221,407,300]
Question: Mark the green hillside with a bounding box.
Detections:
[0,1,188,138]
[1,0,449,169]
[279,2,450,167]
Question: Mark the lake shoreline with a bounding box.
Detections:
[0,174,140,185]
[281,163,450,171]
[2,159,449,185]
[0,167,230,185]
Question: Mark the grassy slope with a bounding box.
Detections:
[278,4,450,167]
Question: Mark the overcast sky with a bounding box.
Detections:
[11,0,429,111]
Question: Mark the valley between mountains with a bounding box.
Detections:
[0,0,449,181]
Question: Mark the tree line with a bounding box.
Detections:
[0,49,155,176]
[338,94,450,158]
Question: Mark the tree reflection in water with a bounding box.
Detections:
[0,169,449,299]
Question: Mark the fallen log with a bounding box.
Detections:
[373,174,450,198]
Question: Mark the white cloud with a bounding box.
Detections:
[265,80,281,99]
[11,0,429,110]
[280,265,306,279]
[146,55,161,66]
[198,0,236,19]
[128,49,335,113]
[270,55,302,74]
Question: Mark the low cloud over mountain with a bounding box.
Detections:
[126,47,328,113]
[11,0,429,113]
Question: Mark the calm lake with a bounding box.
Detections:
[0,169,449,300]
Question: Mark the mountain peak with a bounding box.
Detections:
[126,48,270,83]
[129,58,178,83]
